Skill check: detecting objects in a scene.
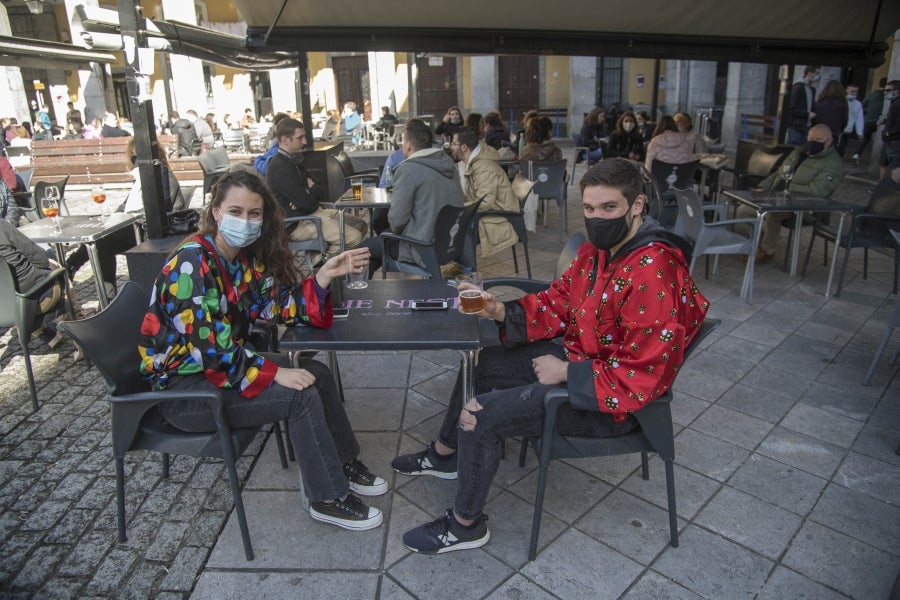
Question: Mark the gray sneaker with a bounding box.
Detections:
[391,442,457,480]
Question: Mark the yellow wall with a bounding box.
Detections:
[627,58,666,106]
[544,56,569,107]
[460,57,472,109]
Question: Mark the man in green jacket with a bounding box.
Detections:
[737,123,844,262]
[856,77,887,162]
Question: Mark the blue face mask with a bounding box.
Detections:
[218,213,262,248]
[847,94,857,101]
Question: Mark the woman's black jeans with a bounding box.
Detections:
[162,354,359,503]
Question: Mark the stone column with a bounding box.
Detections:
[469,56,496,115]
[570,57,597,138]
[869,28,900,177]
[0,4,30,122]
[160,0,208,115]
[720,62,768,150]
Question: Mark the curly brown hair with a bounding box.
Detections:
[198,169,301,285]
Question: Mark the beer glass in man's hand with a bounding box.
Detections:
[456,272,486,314]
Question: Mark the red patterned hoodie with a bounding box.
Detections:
[501,221,709,419]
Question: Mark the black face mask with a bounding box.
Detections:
[806,140,826,156]
[130,154,137,166]
[585,213,632,251]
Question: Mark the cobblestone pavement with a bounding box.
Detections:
[1,152,897,598]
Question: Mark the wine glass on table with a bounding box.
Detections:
[91,185,107,221]
[41,187,61,233]
[780,163,794,196]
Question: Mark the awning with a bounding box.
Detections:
[235,0,899,67]
[75,5,296,71]
[0,35,116,69]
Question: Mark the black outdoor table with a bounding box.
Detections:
[721,189,856,298]
[18,213,142,308]
[280,278,482,400]
[334,186,392,252]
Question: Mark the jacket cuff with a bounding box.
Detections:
[566,361,601,412]
[500,301,529,346]
[241,357,279,398]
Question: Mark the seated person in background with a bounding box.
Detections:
[252,112,290,176]
[239,108,256,129]
[579,106,607,162]
[65,139,185,297]
[465,113,484,139]
[374,106,398,132]
[342,102,363,144]
[435,106,465,142]
[735,123,843,263]
[10,125,31,149]
[139,170,386,532]
[483,113,512,151]
[606,111,646,162]
[320,109,342,142]
[101,112,130,138]
[265,118,366,255]
[82,118,103,140]
[635,111,653,143]
[378,117,428,191]
[451,128,520,258]
[644,115,693,170]
[0,174,21,227]
[0,219,62,315]
[674,112,709,155]
[395,159,709,554]
[519,116,562,162]
[515,110,539,155]
[360,121,462,276]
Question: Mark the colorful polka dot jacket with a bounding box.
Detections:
[138,235,331,398]
[503,232,709,418]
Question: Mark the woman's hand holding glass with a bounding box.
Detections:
[314,247,370,289]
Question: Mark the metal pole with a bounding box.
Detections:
[774,64,791,145]
[297,51,314,141]
[117,0,166,239]
[651,58,661,119]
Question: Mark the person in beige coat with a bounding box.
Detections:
[451,128,519,257]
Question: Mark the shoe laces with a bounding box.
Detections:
[344,459,374,482]
[333,494,367,518]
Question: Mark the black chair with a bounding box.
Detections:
[333,151,380,193]
[801,176,900,296]
[197,147,232,195]
[734,146,794,190]
[649,159,699,229]
[59,281,288,561]
[525,159,568,242]
[521,318,722,561]
[27,176,71,223]
[380,198,483,279]
[468,206,533,279]
[0,255,73,412]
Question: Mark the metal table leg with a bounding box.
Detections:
[85,243,109,308]
[824,212,847,299]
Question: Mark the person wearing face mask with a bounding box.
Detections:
[786,66,821,146]
[393,159,709,554]
[814,80,848,155]
[64,138,185,297]
[735,123,843,263]
[879,80,900,181]
[606,111,646,162]
[842,84,864,160]
[139,169,388,532]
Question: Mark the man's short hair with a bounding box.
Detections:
[186,110,198,118]
[455,128,479,150]
[803,65,820,76]
[276,117,304,141]
[888,80,900,90]
[879,77,888,88]
[404,121,433,151]
[579,158,643,205]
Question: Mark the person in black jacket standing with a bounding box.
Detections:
[786,66,820,146]
[880,81,900,181]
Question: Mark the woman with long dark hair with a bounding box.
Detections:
[605,111,645,162]
[139,170,386,531]
[578,106,606,162]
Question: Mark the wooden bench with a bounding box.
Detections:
[29,134,255,187]
[741,114,777,143]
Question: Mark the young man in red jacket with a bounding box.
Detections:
[395,158,710,554]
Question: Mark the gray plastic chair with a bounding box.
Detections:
[285,215,327,277]
[674,188,758,304]
[59,281,288,561]
[523,318,721,560]
[522,159,568,242]
[0,255,73,411]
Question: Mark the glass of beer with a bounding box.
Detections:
[351,180,363,200]
[457,272,485,314]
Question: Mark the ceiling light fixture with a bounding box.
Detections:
[24,0,44,15]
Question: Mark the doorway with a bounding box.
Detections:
[333,56,370,110]
[416,55,458,120]
[498,56,539,132]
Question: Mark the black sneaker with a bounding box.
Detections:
[343,458,388,496]
[403,509,490,554]
[391,442,457,480]
[309,493,382,531]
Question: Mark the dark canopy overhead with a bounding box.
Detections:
[236,0,899,67]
